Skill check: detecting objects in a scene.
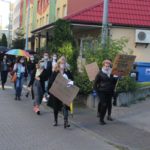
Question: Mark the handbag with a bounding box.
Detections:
[11,73,17,82]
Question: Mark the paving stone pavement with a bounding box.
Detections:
[0,84,118,150]
[1,83,150,150]
[71,98,150,150]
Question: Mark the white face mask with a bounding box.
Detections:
[53,56,57,60]
[30,57,34,61]
[44,56,48,60]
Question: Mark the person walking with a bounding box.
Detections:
[48,58,73,128]
[0,55,9,90]
[26,55,36,99]
[13,57,25,100]
[94,60,118,125]
[32,61,47,115]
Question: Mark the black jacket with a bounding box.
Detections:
[94,70,117,93]
[44,60,52,81]
[47,71,73,111]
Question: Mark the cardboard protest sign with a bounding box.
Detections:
[85,62,99,81]
[112,54,136,76]
[49,73,79,107]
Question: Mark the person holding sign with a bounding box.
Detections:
[94,60,118,125]
[48,57,73,128]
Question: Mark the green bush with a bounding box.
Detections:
[116,76,137,93]
[74,72,93,95]
[83,37,128,67]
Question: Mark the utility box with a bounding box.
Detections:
[135,62,150,82]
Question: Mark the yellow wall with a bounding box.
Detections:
[56,0,68,19]
[110,27,150,62]
[36,7,49,28]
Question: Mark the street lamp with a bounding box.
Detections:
[101,0,109,49]
[0,0,11,48]
[25,0,30,50]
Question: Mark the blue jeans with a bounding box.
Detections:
[15,77,24,97]
[63,105,69,121]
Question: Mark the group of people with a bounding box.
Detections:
[10,52,72,128]
[0,52,120,127]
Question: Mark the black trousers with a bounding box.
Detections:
[54,109,59,122]
[1,71,8,86]
[97,92,113,121]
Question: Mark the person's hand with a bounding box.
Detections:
[113,99,117,106]
[67,81,74,87]
[36,77,40,80]
[113,74,118,78]
[27,87,31,91]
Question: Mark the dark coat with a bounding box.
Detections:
[47,71,62,111]
[47,70,73,111]
[44,60,52,81]
[94,70,117,94]
[33,69,48,105]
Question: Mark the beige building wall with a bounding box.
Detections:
[110,27,150,62]
[56,0,68,19]
[36,8,49,28]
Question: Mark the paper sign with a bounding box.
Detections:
[112,54,136,76]
[85,62,99,81]
[49,73,79,106]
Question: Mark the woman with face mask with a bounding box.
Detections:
[94,60,118,125]
[13,57,25,100]
[52,54,57,72]
[32,62,47,115]
[0,55,9,90]
[48,57,73,128]
[26,55,36,99]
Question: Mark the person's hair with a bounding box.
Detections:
[102,59,112,66]
[53,58,65,72]
[59,55,67,63]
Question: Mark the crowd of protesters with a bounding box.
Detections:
[0,52,122,127]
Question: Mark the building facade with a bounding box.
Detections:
[56,0,68,19]
[66,0,150,62]
[12,0,21,39]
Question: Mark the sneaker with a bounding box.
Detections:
[18,97,21,101]
[64,121,70,128]
[107,116,114,121]
[37,111,40,115]
[100,120,106,125]
[53,121,57,127]
[42,97,48,103]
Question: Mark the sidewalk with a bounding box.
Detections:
[0,83,118,150]
[70,98,150,150]
[1,82,150,150]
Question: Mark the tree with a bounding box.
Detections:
[83,37,129,67]
[48,19,78,71]
[1,34,7,47]
[12,27,25,49]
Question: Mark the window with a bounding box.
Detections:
[37,19,39,27]
[63,4,67,17]
[43,17,45,25]
[46,14,49,24]
[57,8,60,18]
[40,18,42,26]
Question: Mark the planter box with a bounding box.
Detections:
[86,86,150,109]
[117,86,150,106]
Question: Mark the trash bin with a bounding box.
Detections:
[135,62,150,82]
